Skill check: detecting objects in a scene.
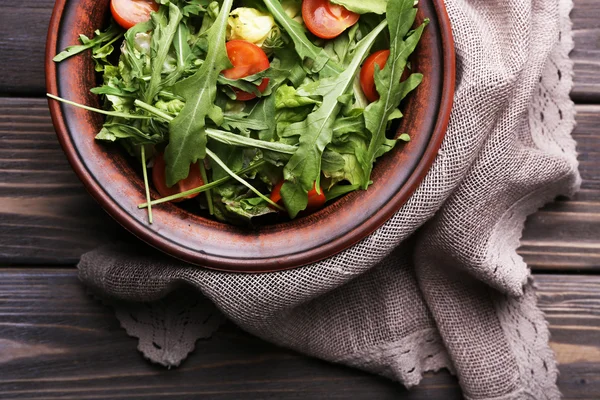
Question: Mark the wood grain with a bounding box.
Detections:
[1,97,599,268]
[0,0,599,101]
[571,0,600,102]
[0,270,595,399]
[0,0,56,95]
[0,269,462,400]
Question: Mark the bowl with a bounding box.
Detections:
[46,0,455,272]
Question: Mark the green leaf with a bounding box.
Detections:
[164,0,234,186]
[324,138,369,187]
[262,0,341,75]
[53,24,122,62]
[280,181,308,218]
[205,128,297,154]
[275,85,320,109]
[46,93,151,120]
[222,114,269,134]
[145,3,183,102]
[321,150,346,174]
[155,99,186,115]
[279,20,387,215]
[139,160,268,208]
[212,192,276,225]
[248,95,276,141]
[329,0,387,15]
[332,114,365,139]
[210,141,244,181]
[361,0,427,188]
[90,85,136,98]
[162,22,194,87]
[272,48,307,87]
[325,183,361,201]
[206,148,283,210]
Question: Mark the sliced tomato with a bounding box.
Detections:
[152,153,204,202]
[111,0,159,30]
[306,183,326,210]
[222,40,270,101]
[360,49,390,103]
[270,181,326,212]
[302,0,359,39]
[270,180,284,205]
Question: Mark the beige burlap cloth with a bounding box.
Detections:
[78,0,580,398]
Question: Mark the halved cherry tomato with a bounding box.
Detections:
[270,181,326,212]
[222,40,270,101]
[360,49,390,103]
[301,0,359,39]
[307,183,327,210]
[152,153,204,202]
[110,0,159,30]
[270,180,285,205]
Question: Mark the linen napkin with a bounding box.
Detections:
[77,0,580,398]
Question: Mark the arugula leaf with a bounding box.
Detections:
[206,148,283,210]
[97,121,162,144]
[139,160,268,208]
[47,94,151,120]
[275,85,320,109]
[321,150,346,174]
[145,3,183,102]
[332,114,365,139]
[120,22,154,88]
[279,181,308,217]
[330,0,387,15]
[205,128,297,154]
[210,141,244,181]
[279,20,387,217]
[323,24,359,67]
[361,0,427,188]
[248,95,277,141]
[53,24,122,63]
[222,114,269,134]
[213,192,276,225]
[162,22,194,87]
[324,135,369,187]
[262,0,341,76]
[164,0,234,186]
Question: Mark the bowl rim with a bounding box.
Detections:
[46,0,455,272]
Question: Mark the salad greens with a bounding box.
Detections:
[50,0,428,226]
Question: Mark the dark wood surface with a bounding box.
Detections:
[0,270,597,400]
[0,0,599,398]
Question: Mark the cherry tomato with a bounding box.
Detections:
[301,0,359,39]
[152,153,204,202]
[270,180,285,205]
[307,183,327,210]
[360,49,390,103]
[110,0,159,30]
[222,40,270,101]
[270,181,326,212]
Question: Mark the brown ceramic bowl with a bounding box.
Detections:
[46,0,454,272]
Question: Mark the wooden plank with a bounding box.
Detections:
[0,270,596,399]
[519,104,600,270]
[0,0,599,100]
[0,0,56,95]
[536,275,600,398]
[571,0,600,102]
[1,97,599,268]
[0,268,462,400]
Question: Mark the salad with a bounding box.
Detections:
[50,0,427,226]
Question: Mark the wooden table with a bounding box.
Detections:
[1,1,599,399]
